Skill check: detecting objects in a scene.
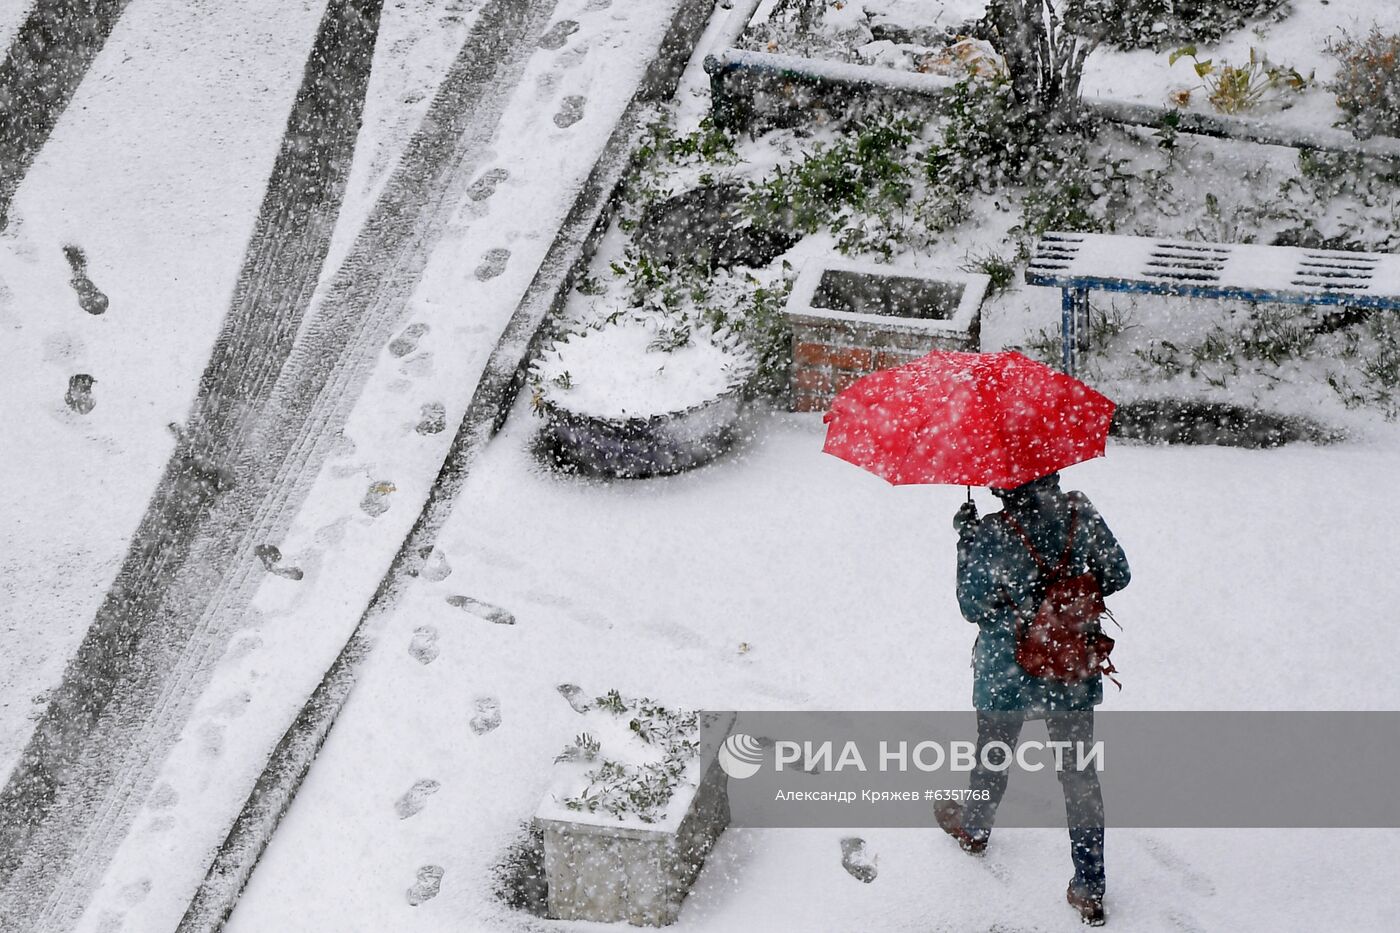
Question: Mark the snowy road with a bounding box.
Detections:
[0,0,712,930]
[0,0,574,928]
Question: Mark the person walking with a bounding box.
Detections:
[935,472,1130,926]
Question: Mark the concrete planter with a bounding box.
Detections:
[537,378,751,479]
[784,258,989,411]
[535,722,732,926]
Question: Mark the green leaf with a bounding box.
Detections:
[1194,60,1214,77]
[1169,45,1197,65]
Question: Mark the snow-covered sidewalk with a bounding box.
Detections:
[225,399,1400,931]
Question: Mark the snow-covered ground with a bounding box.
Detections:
[0,0,329,776]
[58,2,698,931]
[1080,0,1400,136]
[226,398,1400,931]
[740,0,1400,139]
[6,0,1400,929]
[222,4,1400,930]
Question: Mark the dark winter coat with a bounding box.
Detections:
[956,475,1130,712]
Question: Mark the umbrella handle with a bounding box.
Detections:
[966,486,972,504]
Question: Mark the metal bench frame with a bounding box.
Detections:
[1025,231,1400,374]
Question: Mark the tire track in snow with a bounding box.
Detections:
[0,0,134,228]
[0,0,387,926]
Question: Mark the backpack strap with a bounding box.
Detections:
[1002,502,1079,583]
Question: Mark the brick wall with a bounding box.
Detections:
[788,314,977,413]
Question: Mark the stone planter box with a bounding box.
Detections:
[538,384,748,478]
[535,725,732,926]
[784,258,989,412]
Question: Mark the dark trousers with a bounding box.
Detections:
[962,711,1106,898]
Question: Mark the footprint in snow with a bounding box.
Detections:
[556,683,590,713]
[474,247,510,281]
[148,783,179,810]
[360,480,395,517]
[406,865,445,906]
[408,626,440,665]
[538,19,579,49]
[395,778,441,819]
[553,95,586,129]
[389,322,429,358]
[65,373,96,414]
[399,351,434,378]
[840,837,878,883]
[1164,909,1208,933]
[329,432,357,458]
[119,878,152,907]
[253,543,303,580]
[535,70,561,99]
[198,722,224,758]
[585,0,610,9]
[415,401,447,435]
[470,696,501,735]
[227,634,263,662]
[1140,836,1217,897]
[446,594,514,625]
[211,689,252,720]
[314,516,349,547]
[414,545,452,581]
[63,244,109,316]
[467,167,509,201]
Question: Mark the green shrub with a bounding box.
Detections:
[925,75,1035,194]
[698,271,796,400]
[745,113,919,237]
[960,249,1017,296]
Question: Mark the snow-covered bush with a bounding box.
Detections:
[1328,28,1400,139]
[982,0,1095,123]
[744,112,919,240]
[925,74,1033,193]
[530,316,755,422]
[1069,0,1290,50]
[1329,315,1400,420]
[553,691,700,824]
[925,74,1134,238]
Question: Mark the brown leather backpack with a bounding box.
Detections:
[1003,504,1120,687]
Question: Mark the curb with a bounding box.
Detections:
[175,2,719,930]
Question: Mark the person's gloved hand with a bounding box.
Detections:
[954,501,979,535]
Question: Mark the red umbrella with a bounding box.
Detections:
[821,350,1115,488]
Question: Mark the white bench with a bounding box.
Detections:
[1026,231,1400,374]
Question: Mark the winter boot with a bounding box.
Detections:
[1067,884,1106,926]
[933,800,987,855]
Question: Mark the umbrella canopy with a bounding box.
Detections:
[821,350,1116,487]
